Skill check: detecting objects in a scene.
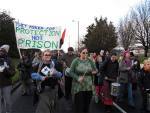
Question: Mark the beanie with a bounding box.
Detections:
[0,44,10,53]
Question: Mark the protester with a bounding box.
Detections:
[0,44,15,113]
[17,52,32,96]
[139,59,150,113]
[94,54,102,103]
[52,50,65,99]
[32,51,42,67]
[92,52,97,62]
[105,51,110,59]
[99,52,119,112]
[94,50,106,103]
[118,50,135,108]
[69,47,97,113]
[63,47,76,100]
[130,52,140,91]
[31,49,62,113]
[100,50,105,61]
[101,52,119,81]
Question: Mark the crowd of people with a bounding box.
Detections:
[0,44,150,113]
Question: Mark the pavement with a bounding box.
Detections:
[11,85,143,113]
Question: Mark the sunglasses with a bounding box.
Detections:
[82,52,88,54]
[44,54,51,56]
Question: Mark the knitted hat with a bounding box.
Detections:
[0,44,10,53]
[123,50,130,57]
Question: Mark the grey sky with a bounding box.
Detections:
[0,0,143,51]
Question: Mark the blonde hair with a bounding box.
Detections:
[42,49,51,56]
[143,59,150,71]
[143,59,150,65]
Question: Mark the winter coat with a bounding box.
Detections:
[0,57,15,87]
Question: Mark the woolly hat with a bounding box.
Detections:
[0,44,10,53]
[123,50,130,57]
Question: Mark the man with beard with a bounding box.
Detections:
[0,44,15,113]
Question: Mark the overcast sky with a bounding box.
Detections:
[0,0,144,51]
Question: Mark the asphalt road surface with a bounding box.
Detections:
[11,85,143,113]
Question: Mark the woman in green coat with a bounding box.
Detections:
[69,47,97,113]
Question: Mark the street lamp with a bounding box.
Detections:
[72,20,79,51]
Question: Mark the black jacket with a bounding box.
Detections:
[139,69,150,90]
[0,57,15,87]
[100,58,119,80]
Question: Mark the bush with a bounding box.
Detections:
[138,55,147,64]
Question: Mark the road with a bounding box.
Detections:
[11,85,143,113]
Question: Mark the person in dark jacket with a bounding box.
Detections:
[139,59,150,113]
[100,52,119,80]
[63,47,76,100]
[17,52,32,96]
[0,45,15,113]
[100,52,119,112]
[130,52,141,91]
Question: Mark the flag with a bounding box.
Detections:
[59,29,66,48]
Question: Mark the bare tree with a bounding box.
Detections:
[131,0,150,57]
[118,15,135,50]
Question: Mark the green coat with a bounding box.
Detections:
[69,57,97,95]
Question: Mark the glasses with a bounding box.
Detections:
[44,54,51,56]
[82,52,88,54]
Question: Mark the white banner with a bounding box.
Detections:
[14,21,61,50]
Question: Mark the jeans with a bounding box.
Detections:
[0,86,12,113]
[119,83,135,106]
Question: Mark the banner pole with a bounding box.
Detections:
[13,20,22,59]
[18,48,22,59]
